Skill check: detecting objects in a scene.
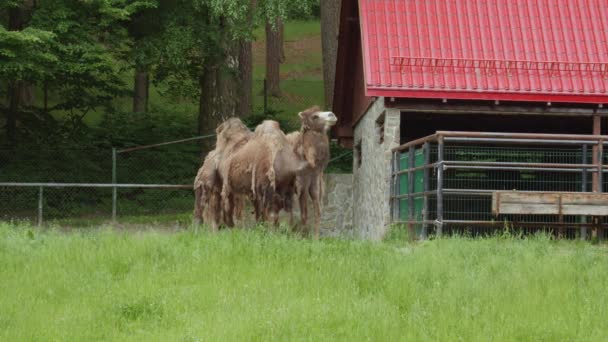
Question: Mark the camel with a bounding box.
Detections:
[192,118,252,230]
[219,120,307,227]
[286,106,337,239]
[193,150,221,229]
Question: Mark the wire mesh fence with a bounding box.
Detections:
[1,131,350,226]
[391,132,608,240]
[0,136,208,226]
[0,76,336,226]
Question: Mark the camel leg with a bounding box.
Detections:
[193,187,203,226]
[233,196,244,223]
[272,207,280,227]
[286,195,294,227]
[309,181,321,240]
[222,193,235,227]
[253,190,265,222]
[209,191,221,232]
[299,192,308,226]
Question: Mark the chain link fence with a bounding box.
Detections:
[1,136,351,227]
[0,76,351,226]
[0,136,210,226]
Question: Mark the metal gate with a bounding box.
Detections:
[390,131,608,240]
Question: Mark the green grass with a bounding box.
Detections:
[1,223,607,341]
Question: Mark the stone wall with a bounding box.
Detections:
[320,173,354,237]
[352,98,401,240]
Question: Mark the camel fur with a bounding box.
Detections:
[192,118,252,230]
[219,120,307,227]
[286,106,337,239]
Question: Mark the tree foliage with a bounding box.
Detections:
[0,0,317,144]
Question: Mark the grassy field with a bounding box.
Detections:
[1,223,607,341]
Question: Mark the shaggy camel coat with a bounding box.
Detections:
[286,106,337,239]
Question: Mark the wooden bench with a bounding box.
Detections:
[492,191,608,217]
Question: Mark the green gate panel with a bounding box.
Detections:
[398,148,425,222]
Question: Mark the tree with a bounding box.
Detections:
[1,0,54,142]
[235,0,256,118]
[320,0,340,108]
[1,0,154,142]
[265,18,282,97]
[152,0,248,152]
[260,0,315,98]
[126,4,162,113]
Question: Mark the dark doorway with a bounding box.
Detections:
[400,112,600,144]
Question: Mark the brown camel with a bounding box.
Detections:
[192,118,252,230]
[219,120,307,227]
[286,106,337,239]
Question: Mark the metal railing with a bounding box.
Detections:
[391,131,608,240]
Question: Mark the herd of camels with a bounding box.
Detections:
[193,106,338,239]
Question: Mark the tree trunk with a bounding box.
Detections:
[198,60,238,155]
[236,39,253,117]
[320,0,341,109]
[133,68,149,113]
[43,81,48,111]
[7,82,21,142]
[20,82,35,107]
[235,0,256,118]
[278,19,285,63]
[265,19,282,97]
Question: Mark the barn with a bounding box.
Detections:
[332,0,608,239]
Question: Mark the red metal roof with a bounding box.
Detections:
[359,0,608,103]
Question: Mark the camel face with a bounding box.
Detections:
[298,106,339,133]
[318,111,337,132]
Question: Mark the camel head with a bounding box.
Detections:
[298,106,338,133]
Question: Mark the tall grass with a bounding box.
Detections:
[1,223,607,341]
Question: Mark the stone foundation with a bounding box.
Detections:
[352,98,400,240]
[320,173,354,237]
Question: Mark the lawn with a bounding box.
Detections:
[1,223,607,341]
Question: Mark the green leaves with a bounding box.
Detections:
[0,27,57,80]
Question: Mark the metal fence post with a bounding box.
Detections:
[599,140,604,241]
[37,186,44,227]
[422,142,430,240]
[408,146,415,240]
[112,147,117,221]
[395,151,401,222]
[581,144,588,240]
[436,137,444,237]
[390,151,397,222]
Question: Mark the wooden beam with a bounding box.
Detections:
[493,191,608,216]
[388,101,608,117]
